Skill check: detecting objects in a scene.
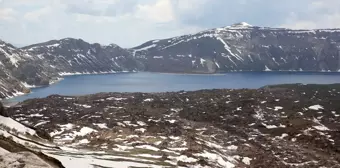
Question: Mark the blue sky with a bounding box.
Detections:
[0,0,339,47]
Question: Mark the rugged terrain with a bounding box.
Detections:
[133,22,340,73]
[5,84,340,167]
[0,111,64,168]
[0,38,142,99]
[23,38,142,75]
[0,39,50,98]
[2,22,340,98]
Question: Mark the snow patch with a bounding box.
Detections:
[93,123,108,129]
[0,116,36,135]
[78,139,90,144]
[200,58,206,66]
[144,98,154,102]
[137,121,147,126]
[313,125,330,131]
[134,44,157,51]
[242,157,252,165]
[166,119,177,124]
[231,22,253,27]
[21,82,37,88]
[34,121,49,127]
[135,145,160,151]
[312,118,330,131]
[74,127,97,137]
[262,123,278,129]
[227,145,238,150]
[173,155,198,163]
[215,61,220,68]
[308,105,324,110]
[264,65,272,71]
[0,147,9,155]
[135,128,146,133]
[134,154,162,159]
[274,106,283,111]
[106,97,127,101]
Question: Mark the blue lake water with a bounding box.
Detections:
[8,72,340,102]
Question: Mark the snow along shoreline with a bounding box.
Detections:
[2,70,137,104]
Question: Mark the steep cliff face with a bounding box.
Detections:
[0,40,45,98]
[22,38,143,76]
[132,22,340,73]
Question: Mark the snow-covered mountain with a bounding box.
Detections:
[2,23,340,98]
[22,38,142,76]
[0,40,57,98]
[132,22,340,73]
[0,38,143,98]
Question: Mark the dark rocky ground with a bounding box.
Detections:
[0,102,64,168]
[0,135,64,168]
[5,84,340,167]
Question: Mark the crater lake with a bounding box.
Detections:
[7,72,340,103]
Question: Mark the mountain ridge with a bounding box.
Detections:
[132,23,340,73]
[1,23,340,98]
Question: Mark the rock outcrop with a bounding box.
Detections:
[0,102,64,168]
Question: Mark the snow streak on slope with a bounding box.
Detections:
[0,115,36,135]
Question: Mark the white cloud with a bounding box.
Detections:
[23,6,51,22]
[0,0,204,47]
[174,0,208,13]
[0,8,17,21]
[280,0,340,29]
[92,0,119,5]
[73,13,128,23]
[3,0,340,48]
[65,0,120,16]
[135,0,175,23]
[3,0,52,7]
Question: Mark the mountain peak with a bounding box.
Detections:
[60,37,84,42]
[108,43,119,48]
[231,22,253,27]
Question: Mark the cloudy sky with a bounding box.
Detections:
[0,0,339,47]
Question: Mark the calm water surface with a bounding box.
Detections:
[8,72,340,102]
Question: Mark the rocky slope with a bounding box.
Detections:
[22,38,143,76]
[0,39,56,98]
[133,22,340,73]
[0,106,64,168]
[0,38,143,98]
[6,84,340,167]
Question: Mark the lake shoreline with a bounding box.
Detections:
[149,70,340,75]
[2,71,137,103]
[6,71,340,104]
